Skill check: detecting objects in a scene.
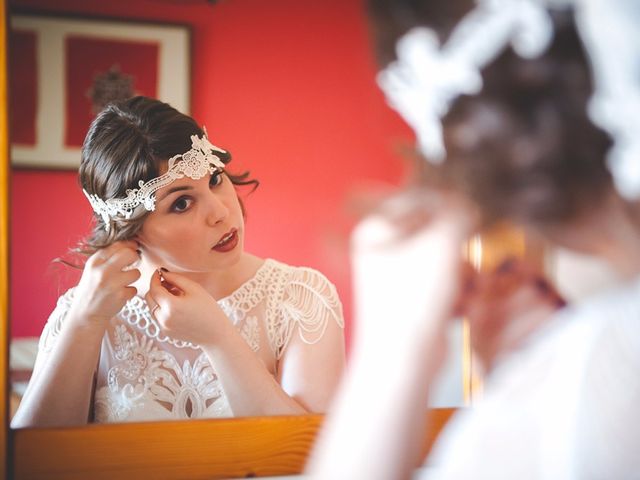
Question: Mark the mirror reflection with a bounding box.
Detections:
[8,0,467,428]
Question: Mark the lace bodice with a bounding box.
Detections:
[38,259,344,422]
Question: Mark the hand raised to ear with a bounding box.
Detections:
[460,257,566,373]
[145,269,229,347]
[70,240,141,325]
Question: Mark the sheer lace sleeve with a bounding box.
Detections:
[268,266,346,412]
[268,267,345,359]
[37,288,76,354]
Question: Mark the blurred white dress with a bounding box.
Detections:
[422,276,640,479]
[36,259,344,422]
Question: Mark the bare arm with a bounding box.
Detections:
[202,321,310,415]
[11,311,106,427]
[11,241,140,428]
[308,327,446,480]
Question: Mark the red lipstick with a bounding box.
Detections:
[213,228,238,253]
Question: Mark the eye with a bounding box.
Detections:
[170,196,193,213]
[210,170,224,187]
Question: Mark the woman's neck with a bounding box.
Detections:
[134,253,266,300]
[183,253,266,299]
[549,194,640,280]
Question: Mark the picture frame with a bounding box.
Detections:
[9,14,190,169]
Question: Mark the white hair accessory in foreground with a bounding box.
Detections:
[83,131,227,232]
[378,0,640,200]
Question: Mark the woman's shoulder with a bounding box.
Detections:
[550,275,640,348]
[37,287,79,353]
[484,276,640,398]
[266,258,338,289]
[262,259,344,355]
[267,259,343,319]
[54,286,77,312]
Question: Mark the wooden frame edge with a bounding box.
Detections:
[12,409,455,479]
[2,0,10,478]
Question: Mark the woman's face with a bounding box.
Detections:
[136,167,245,273]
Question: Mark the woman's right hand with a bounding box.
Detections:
[68,240,141,326]
[460,258,566,373]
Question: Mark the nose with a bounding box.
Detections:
[205,193,229,226]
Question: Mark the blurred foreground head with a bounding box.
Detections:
[368,0,640,232]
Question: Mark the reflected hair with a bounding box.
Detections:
[78,96,258,255]
[368,0,613,228]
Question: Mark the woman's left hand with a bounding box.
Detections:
[145,269,227,346]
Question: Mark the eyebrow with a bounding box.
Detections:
[157,185,193,202]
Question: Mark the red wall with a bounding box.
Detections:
[10,0,412,348]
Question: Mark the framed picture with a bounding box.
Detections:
[9,14,190,169]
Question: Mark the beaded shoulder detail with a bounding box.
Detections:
[265,264,344,359]
[216,259,276,320]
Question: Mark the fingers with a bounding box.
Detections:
[148,270,167,304]
[144,290,161,318]
[123,285,138,302]
[104,246,140,271]
[156,269,191,295]
[82,242,141,307]
[88,240,139,265]
[146,269,188,325]
[146,271,176,323]
[120,268,142,286]
[148,268,183,307]
[464,256,566,371]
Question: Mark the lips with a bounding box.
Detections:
[213,228,239,253]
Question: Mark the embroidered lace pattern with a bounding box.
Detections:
[240,317,260,352]
[37,258,344,422]
[38,289,75,354]
[121,296,199,350]
[94,326,227,421]
[217,259,345,359]
[270,266,345,358]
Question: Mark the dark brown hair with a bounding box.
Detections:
[368,0,613,228]
[79,96,258,253]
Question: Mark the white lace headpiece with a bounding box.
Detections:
[378,0,640,199]
[83,130,227,231]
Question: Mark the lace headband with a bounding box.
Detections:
[83,130,227,232]
[378,0,640,199]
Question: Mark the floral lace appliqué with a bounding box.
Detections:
[40,259,344,423]
[240,316,260,352]
[94,325,226,422]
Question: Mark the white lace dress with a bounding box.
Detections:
[37,259,344,423]
[422,275,640,479]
